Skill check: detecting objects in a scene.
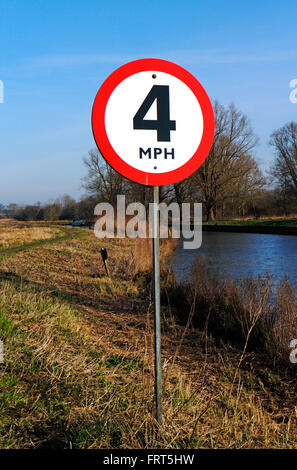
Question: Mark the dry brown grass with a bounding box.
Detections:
[273,279,297,360]
[187,257,297,365]
[0,227,63,248]
[1,271,296,449]
[0,222,296,448]
[131,237,177,273]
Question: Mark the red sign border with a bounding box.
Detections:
[92,58,215,186]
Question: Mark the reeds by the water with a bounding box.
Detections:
[164,256,297,366]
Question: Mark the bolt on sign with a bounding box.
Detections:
[92,58,215,425]
[92,58,214,186]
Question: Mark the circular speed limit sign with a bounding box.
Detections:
[92,58,215,186]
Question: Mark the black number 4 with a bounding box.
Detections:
[133,85,176,142]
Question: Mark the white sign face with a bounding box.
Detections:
[92,59,215,186]
[105,71,204,174]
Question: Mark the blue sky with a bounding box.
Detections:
[0,0,297,204]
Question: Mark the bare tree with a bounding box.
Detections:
[191,101,263,220]
[82,149,170,209]
[269,122,297,199]
[78,196,97,228]
[42,203,62,221]
[81,149,126,205]
[172,180,193,205]
[57,194,78,220]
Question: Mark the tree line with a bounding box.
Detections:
[1,100,296,222]
[80,100,297,220]
[0,195,96,225]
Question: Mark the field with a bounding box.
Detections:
[0,227,64,249]
[0,221,296,448]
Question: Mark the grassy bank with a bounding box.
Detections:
[201,217,297,235]
[0,222,296,448]
[173,215,297,234]
[204,216,297,227]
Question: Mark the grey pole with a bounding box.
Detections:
[152,185,162,425]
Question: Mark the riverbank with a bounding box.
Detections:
[202,224,297,235]
[0,222,296,448]
[202,217,297,235]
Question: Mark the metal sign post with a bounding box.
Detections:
[91,58,215,427]
[152,185,162,425]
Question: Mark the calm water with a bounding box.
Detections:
[170,231,297,287]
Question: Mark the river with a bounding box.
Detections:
[170,231,297,288]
